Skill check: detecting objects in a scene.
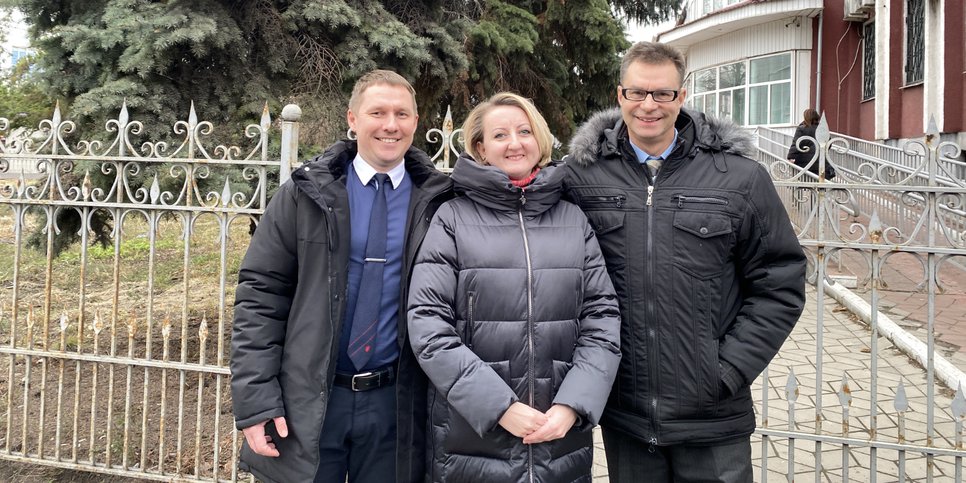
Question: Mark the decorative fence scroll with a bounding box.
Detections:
[757,116,966,482]
[0,100,462,482]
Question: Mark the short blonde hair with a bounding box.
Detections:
[348,69,418,114]
[461,92,553,168]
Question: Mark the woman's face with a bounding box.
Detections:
[476,105,541,181]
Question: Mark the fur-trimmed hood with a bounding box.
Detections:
[566,107,757,167]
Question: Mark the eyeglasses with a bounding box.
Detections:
[620,87,680,103]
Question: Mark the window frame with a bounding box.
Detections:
[862,20,876,101]
[904,0,925,86]
[686,52,793,127]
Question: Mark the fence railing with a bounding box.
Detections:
[5,101,966,482]
[756,116,966,482]
[0,101,461,482]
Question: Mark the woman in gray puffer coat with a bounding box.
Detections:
[408,92,621,483]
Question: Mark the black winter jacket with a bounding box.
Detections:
[786,123,818,170]
[563,108,806,445]
[787,124,836,179]
[408,156,621,483]
[230,141,452,482]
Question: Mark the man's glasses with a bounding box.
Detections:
[620,87,680,103]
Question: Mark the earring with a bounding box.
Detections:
[347,128,356,140]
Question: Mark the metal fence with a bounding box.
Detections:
[0,102,461,481]
[4,100,966,482]
[756,117,966,482]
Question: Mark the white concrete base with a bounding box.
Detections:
[823,279,966,393]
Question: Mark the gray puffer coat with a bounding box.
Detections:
[408,156,621,483]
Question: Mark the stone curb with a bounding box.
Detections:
[823,280,966,393]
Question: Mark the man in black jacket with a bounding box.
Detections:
[564,42,806,482]
[230,70,452,483]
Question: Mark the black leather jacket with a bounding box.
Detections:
[563,108,806,445]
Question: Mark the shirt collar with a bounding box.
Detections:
[352,155,407,189]
[630,128,679,163]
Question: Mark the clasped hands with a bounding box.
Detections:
[498,402,577,445]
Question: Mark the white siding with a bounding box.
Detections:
[686,18,813,72]
[686,0,823,24]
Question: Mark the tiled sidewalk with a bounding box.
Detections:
[591,285,966,482]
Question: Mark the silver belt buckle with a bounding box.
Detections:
[351,372,373,391]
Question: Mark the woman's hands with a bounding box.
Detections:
[498,402,548,438]
[498,402,578,444]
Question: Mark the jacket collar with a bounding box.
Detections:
[292,140,443,189]
[451,153,563,215]
[566,107,757,169]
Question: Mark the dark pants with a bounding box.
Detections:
[314,383,397,483]
[601,427,752,483]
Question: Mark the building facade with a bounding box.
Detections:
[657,0,965,145]
[1,9,32,72]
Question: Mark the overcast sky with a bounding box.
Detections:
[624,18,677,43]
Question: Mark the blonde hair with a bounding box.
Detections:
[348,69,418,114]
[461,92,553,168]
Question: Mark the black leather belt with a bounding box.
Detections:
[334,365,396,392]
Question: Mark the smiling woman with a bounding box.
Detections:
[406,92,621,483]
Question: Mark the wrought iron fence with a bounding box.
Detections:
[756,117,966,482]
[5,99,966,482]
[0,102,461,481]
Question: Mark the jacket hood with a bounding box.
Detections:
[566,108,757,167]
[451,153,563,215]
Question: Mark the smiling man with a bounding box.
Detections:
[564,42,806,483]
[230,69,453,483]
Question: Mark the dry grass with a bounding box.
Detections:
[0,204,256,480]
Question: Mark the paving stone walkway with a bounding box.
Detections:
[591,285,966,482]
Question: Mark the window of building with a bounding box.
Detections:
[905,0,924,85]
[10,48,30,66]
[862,21,875,100]
[687,53,791,126]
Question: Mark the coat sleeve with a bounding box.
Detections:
[407,203,519,437]
[229,183,299,430]
[786,125,805,159]
[718,165,806,396]
[552,217,621,430]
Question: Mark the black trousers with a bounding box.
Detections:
[314,384,397,483]
[601,427,752,483]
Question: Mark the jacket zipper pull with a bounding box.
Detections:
[648,437,658,453]
[646,185,654,207]
[520,189,527,206]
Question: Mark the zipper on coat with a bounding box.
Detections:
[582,194,626,208]
[645,175,660,446]
[517,208,536,483]
[466,291,476,349]
[671,194,729,208]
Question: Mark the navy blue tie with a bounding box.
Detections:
[348,173,390,371]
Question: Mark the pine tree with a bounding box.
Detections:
[16,0,681,147]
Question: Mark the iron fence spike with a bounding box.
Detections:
[894,380,909,412]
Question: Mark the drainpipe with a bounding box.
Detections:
[815,12,823,111]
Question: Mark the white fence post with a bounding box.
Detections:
[279,104,302,185]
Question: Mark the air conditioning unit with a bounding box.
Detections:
[845,0,875,22]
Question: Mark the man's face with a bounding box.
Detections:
[347,83,418,172]
[618,60,687,154]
